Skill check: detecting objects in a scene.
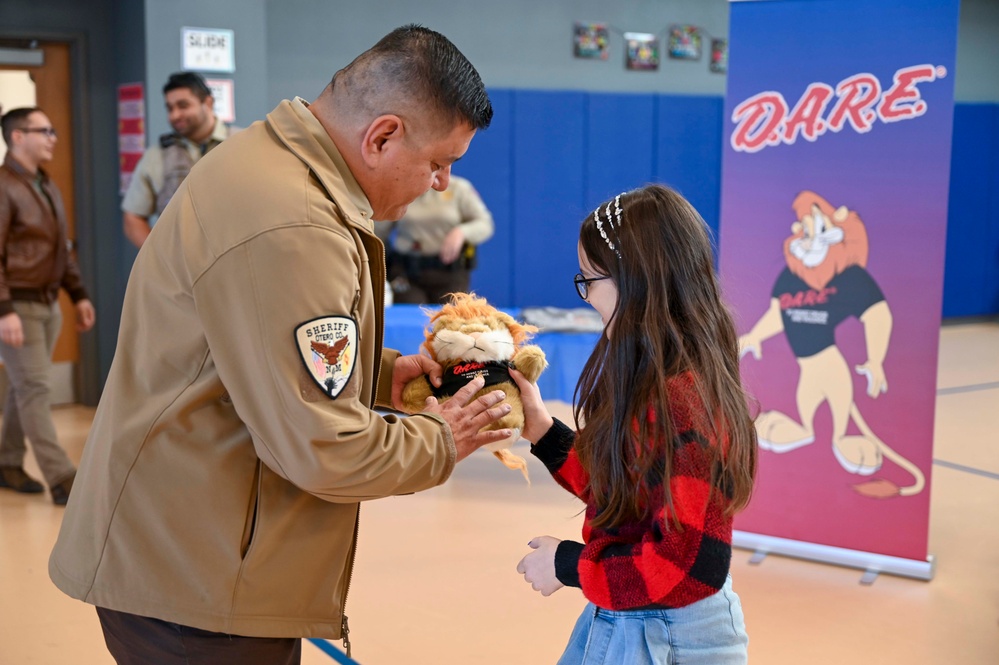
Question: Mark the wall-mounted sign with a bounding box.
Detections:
[182,27,235,73]
[117,83,145,195]
[206,78,235,124]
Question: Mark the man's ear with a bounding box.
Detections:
[204,95,215,113]
[360,114,403,167]
[10,127,29,150]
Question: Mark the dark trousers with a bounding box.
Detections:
[392,266,472,305]
[97,607,302,665]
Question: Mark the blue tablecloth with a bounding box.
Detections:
[383,304,599,404]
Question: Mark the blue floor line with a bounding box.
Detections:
[933,458,999,481]
[307,638,360,664]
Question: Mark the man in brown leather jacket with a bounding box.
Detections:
[0,107,95,505]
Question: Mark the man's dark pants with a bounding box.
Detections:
[97,607,302,665]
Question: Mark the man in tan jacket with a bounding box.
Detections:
[50,25,503,665]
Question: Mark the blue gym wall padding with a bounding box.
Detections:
[511,90,588,308]
[585,92,657,211]
[944,104,999,317]
[655,96,724,252]
[458,89,998,317]
[460,90,514,306]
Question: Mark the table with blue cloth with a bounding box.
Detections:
[383,304,600,404]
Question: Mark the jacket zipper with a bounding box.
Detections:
[340,287,363,660]
[338,221,384,659]
[340,504,359,658]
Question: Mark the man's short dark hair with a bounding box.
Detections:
[342,24,492,131]
[163,72,212,101]
[1,106,42,147]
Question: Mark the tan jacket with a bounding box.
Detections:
[0,154,89,315]
[50,98,457,639]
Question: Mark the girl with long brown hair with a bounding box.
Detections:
[513,183,757,664]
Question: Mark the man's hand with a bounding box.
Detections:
[516,536,564,597]
[439,227,465,265]
[391,353,443,411]
[0,312,24,348]
[123,211,152,248]
[75,299,96,332]
[422,374,513,462]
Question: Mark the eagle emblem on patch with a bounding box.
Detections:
[295,316,358,399]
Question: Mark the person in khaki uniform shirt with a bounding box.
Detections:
[378,175,494,304]
[121,72,235,248]
[49,26,503,665]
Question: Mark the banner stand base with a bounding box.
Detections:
[733,530,935,583]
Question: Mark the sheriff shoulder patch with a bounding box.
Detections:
[295,315,358,399]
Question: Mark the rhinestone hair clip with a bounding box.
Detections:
[592,194,624,258]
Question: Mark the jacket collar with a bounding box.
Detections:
[210,116,230,142]
[2,152,48,183]
[265,98,374,229]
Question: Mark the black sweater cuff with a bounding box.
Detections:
[529,417,575,473]
[555,540,584,588]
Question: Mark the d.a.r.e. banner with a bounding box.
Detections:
[719,0,960,579]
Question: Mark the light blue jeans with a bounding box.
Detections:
[557,575,748,665]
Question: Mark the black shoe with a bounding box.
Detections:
[0,466,45,494]
[50,472,76,506]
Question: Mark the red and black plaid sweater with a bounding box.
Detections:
[530,373,734,610]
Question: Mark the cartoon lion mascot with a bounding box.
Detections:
[739,191,924,498]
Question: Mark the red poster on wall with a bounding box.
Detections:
[117,83,145,195]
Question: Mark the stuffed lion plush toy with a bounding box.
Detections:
[400,292,548,482]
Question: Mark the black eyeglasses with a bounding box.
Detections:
[574,273,611,300]
[17,127,57,138]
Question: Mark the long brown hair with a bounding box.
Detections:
[573,184,757,529]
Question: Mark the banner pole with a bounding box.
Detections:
[733,530,935,583]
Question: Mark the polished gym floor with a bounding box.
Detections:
[1,322,997,664]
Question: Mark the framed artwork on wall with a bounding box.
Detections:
[710,39,728,73]
[624,32,659,71]
[668,25,701,60]
[573,22,609,60]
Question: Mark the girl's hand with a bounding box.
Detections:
[509,369,554,444]
[516,536,564,597]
